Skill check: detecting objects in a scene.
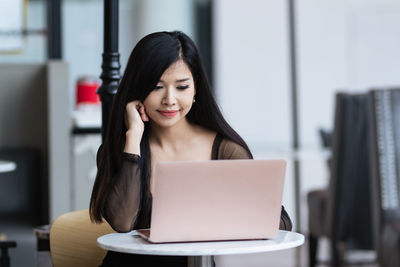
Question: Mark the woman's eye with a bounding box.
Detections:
[154,85,163,90]
[177,85,189,90]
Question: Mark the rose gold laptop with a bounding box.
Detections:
[137,159,286,243]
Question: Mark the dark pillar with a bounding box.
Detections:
[195,0,213,87]
[97,0,121,141]
[288,1,302,266]
[288,0,301,232]
[47,0,62,59]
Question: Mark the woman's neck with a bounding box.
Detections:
[149,118,196,150]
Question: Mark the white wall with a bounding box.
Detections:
[134,0,194,42]
[297,0,400,148]
[214,0,291,150]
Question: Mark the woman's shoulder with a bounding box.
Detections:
[191,124,217,146]
[213,134,251,160]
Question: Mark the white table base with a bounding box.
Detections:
[188,256,214,267]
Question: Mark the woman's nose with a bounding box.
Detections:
[162,88,176,105]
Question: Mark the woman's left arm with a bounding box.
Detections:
[279,206,292,231]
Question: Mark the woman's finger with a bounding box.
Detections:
[139,105,149,122]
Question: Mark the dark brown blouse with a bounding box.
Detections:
[100,133,292,233]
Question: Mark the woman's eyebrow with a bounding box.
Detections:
[176,78,190,82]
[159,78,190,83]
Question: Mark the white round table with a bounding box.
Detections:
[98,230,304,267]
[0,161,16,173]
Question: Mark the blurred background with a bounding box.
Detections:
[1,0,400,266]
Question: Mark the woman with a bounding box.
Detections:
[90,31,292,267]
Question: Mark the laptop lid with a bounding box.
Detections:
[148,159,286,243]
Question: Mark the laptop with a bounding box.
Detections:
[136,159,286,243]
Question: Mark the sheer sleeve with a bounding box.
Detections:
[279,206,292,231]
[217,138,293,231]
[216,138,252,159]
[97,146,142,233]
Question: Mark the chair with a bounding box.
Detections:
[49,209,115,267]
[369,88,400,267]
[307,92,374,267]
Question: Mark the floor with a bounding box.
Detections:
[1,222,379,267]
[216,238,378,267]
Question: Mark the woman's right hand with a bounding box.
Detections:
[125,100,149,135]
[124,101,149,154]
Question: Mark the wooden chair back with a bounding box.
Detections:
[50,209,114,267]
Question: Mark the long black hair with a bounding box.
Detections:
[90,31,252,223]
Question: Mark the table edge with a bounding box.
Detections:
[0,161,17,173]
[97,230,305,256]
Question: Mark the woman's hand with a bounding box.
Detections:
[124,100,149,155]
[125,100,149,132]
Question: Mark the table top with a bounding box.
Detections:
[97,230,304,256]
[0,161,16,173]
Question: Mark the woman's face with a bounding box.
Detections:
[143,59,196,128]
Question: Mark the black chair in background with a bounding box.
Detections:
[307,93,374,267]
[0,148,41,223]
[318,128,332,149]
[318,128,332,170]
[0,148,41,267]
[369,88,400,267]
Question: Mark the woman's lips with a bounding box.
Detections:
[158,110,179,117]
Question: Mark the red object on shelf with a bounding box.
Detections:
[76,76,100,106]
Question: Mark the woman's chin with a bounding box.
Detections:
[151,115,191,129]
[151,118,180,128]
